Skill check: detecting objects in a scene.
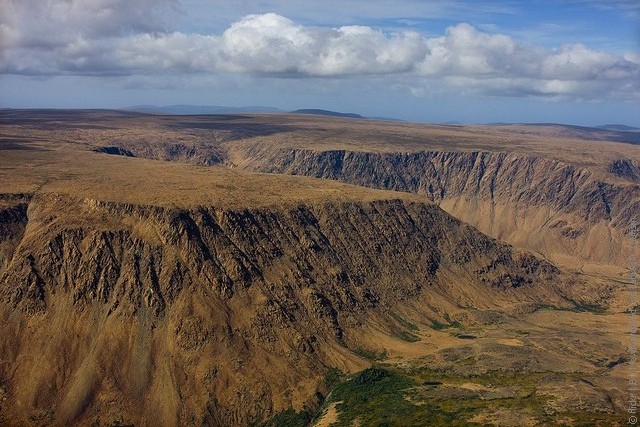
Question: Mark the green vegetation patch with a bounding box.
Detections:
[388,312,421,342]
[354,347,388,361]
[429,319,449,330]
[324,367,345,389]
[562,297,607,314]
[318,365,622,427]
[395,330,421,342]
[429,314,463,331]
[259,408,311,427]
[327,366,421,426]
[571,301,607,313]
[390,312,420,332]
[325,366,493,426]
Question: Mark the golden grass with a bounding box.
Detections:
[234,115,640,180]
[0,147,422,209]
[2,109,639,206]
[4,110,640,172]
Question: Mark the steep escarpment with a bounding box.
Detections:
[0,192,591,426]
[609,158,640,182]
[92,140,224,165]
[0,194,30,273]
[231,147,640,269]
[7,110,637,271]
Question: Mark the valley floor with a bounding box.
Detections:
[288,283,636,426]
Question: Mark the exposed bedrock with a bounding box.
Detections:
[0,193,596,426]
[231,147,639,269]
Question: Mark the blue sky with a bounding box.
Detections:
[1,0,639,125]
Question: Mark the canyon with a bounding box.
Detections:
[0,110,638,426]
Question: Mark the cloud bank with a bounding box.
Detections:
[1,0,638,100]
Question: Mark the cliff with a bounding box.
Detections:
[4,110,639,271]
[0,110,631,425]
[0,192,592,426]
[228,146,640,271]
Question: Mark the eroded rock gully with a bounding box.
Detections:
[230,147,639,269]
[0,193,597,426]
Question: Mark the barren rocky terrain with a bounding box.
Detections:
[0,110,638,426]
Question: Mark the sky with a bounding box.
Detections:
[1,0,639,126]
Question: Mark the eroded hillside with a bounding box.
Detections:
[1,188,600,425]
[5,110,635,272]
[232,147,639,273]
[0,110,636,426]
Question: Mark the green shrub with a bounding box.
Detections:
[260,409,310,427]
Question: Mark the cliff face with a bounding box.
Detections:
[0,193,585,426]
[0,195,29,274]
[230,147,640,269]
[609,158,640,182]
[91,141,224,165]
[6,110,637,270]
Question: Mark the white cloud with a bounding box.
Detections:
[625,52,640,65]
[212,13,428,76]
[216,13,316,74]
[309,26,427,76]
[414,24,639,99]
[419,23,528,76]
[541,44,630,80]
[0,1,638,101]
[0,0,176,48]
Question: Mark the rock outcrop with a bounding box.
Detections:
[230,147,640,269]
[6,110,638,270]
[1,111,630,425]
[0,192,590,426]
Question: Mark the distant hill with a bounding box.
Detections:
[596,124,640,132]
[488,122,640,145]
[127,105,282,115]
[291,109,364,119]
[126,105,367,119]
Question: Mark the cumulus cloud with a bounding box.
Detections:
[1,0,638,100]
[213,13,428,76]
[0,0,178,74]
[0,0,176,48]
[415,24,639,99]
[419,23,539,77]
